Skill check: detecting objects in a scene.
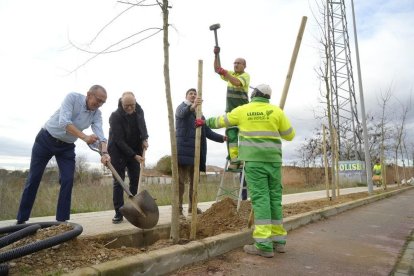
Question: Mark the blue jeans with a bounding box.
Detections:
[16,129,76,222]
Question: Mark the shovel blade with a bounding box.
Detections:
[120,190,159,229]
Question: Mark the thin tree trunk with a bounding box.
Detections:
[161,0,179,242]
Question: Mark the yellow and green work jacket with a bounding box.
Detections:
[221,71,250,112]
[373,164,382,175]
[206,97,295,162]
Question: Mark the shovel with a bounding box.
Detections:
[89,144,159,229]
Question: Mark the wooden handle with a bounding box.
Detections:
[106,162,133,197]
[137,149,146,193]
[247,209,254,228]
[279,16,307,110]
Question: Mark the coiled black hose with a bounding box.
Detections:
[0,224,41,248]
[0,222,83,275]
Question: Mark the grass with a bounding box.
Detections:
[0,174,359,221]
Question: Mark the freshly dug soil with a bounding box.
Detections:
[1,188,396,275]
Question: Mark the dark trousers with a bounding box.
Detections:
[240,172,248,200]
[112,156,140,214]
[17,129,76,222]
[178,164,195,212]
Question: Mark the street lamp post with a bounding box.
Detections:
[350,0,374,193]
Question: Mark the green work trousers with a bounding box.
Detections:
[245,161,287,252]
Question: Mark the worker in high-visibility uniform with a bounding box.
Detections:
[196,84,295,258]
[213,46,250,171]
[372,159,382,187]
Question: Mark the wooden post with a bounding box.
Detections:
[190,60,203,240]
[322,125,330,199]
[381,146,387,190]
[279,16,307,109]
[333,128,340,197]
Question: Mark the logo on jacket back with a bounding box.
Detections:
[247,110,273,121]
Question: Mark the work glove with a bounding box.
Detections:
[195,118,205,128]
[216,67,227,76]
[214,46,220,55]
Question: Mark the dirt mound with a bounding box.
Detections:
[180,197,252,239]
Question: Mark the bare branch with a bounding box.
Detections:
[68,27,162,74]
[70,27,162,55]
[118,0,159,7]
[89,4,136,45]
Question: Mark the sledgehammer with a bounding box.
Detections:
[209,23,221,67]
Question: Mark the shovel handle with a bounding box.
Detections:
[137,149,146,193]
[106,162,133,197]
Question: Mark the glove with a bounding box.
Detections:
[216,67,227,76]
[195,118,205,128]
[214,46,220,55]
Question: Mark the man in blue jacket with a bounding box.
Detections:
[175,88,226,218]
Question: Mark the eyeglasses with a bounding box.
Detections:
[234,62,243,65]
[122,104,135,109]
[92,94,106,105]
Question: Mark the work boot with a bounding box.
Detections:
[243,244,274,258]
[179,209,186,220]
[112,212,123,224]
[274,243,286,253]
[16,220,26,225]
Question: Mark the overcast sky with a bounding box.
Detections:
[0,0,413,171]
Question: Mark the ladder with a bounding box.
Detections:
[215,127,248,211]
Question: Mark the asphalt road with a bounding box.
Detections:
[171,187,414,276]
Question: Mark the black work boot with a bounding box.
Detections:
[179,207,186,220]
[112,211,123,224]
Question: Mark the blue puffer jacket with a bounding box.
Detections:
[175,101,224,172]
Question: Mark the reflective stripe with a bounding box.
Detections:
[279,127,293,136]
[271,236,286,241]
[227,93,249,99]
[255,219,272,225]
[254,237,273,243]
[228,143,238,148]
[223,115,232,127]
[239,130,280,137]
[239,140,282,149]
[271,219,283,225]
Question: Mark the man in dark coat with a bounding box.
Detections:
[175,88,226,218]
[108,91,149,223]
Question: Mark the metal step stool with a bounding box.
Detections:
[215,159,247,211]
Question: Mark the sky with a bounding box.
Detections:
[0,0,413,171]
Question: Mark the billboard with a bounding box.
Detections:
[338,160,367,185]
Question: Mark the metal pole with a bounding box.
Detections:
[350,0,373,193]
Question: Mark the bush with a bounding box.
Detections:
[156,155,172,175]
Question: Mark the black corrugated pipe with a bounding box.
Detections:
[0,221,61,235]
[0,224,41,248]
[0,222,83,272]
[0,263,8,276]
